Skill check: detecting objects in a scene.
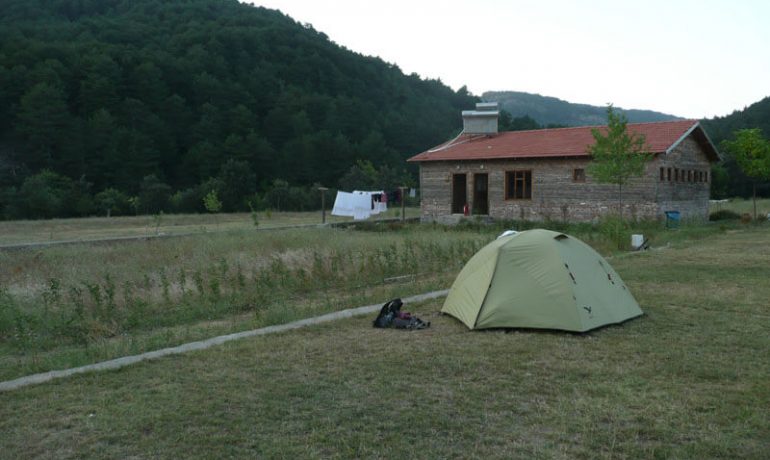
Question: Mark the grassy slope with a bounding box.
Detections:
[1,227,768,458]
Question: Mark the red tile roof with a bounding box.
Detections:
[408,119,718,162]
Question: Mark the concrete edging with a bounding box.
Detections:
[0,289,449,392]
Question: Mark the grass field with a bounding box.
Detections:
[0,223,768,458]
[0,222,493,380]
[0,207,421,246]
[710,197,770,217]
[0,215,759,380]
[0,198,765,247]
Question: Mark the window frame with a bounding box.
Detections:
[504,169,533,200]
[573,168,586,183]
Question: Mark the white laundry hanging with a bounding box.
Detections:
[332,190,387,220]
[332,191,372,220]
[353,190,387,215]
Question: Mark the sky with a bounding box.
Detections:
[247,0,770,119]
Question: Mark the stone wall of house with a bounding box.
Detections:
[653,136,712,220]
[418,134,713,222]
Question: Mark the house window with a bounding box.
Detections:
[675,169,679,181]
[505,170,532,199]
[688,170,693,182]
[705,171,709,182]
[573,168,586,182]
[667,168,672,181]
[659,167,664,181]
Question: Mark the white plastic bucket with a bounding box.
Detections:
[631,234,644,249]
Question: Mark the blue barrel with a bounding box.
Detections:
[664,210,681,228]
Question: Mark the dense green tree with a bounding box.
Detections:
[338,160,378,191]
[721,129,770,220]
[337,160,411,191]
[137,174,171,214]
[702,97,770,198]
[94,188,131,217]
[16,83,71,170]
[587,105,652,220]
[79,75,121,116]
[84,109,119,189]
[14,171,67,219]
[710,164,729,200]
[184,141,221,184]
[0,0,479,219]
[265,179,290,211]
[217,159,257,212]
[497,110,560,132]
[129,61,168,108]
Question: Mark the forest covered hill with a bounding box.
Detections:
[701,96,770,144]
[702,96,770,198]
[483,90,679,127]
[0,0,767,218]
[0,0,477,217]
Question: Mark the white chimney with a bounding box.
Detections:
[462,102,499,134]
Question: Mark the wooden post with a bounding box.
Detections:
[399,186,407,222]
[318,187,329,224]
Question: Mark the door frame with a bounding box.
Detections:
[451,173,467,214]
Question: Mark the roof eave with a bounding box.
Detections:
[665,121,721,162]
[409,153,592,162]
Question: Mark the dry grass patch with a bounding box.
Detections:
[0,208,420,246]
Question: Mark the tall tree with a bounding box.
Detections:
[16,83,71,171]
[0,0,480,218]
[721,129,770,220]
[587,105,652,220]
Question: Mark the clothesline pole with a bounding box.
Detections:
[318,186,328,224]
[399,186,407,222]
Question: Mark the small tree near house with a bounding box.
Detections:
[721,128,770,221]
[588,105,652,221]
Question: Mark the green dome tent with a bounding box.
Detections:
[442,229,642,332]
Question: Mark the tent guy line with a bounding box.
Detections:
[0,289,450,393]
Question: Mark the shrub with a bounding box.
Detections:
[170,188,204,213]
[598,215,631,250]
[14,170,72,219]
[95,188,131,217]
[709,209,741,221]
[137,175,172,214]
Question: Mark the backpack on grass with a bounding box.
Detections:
[372,298,430,330]
[373,298,402,328]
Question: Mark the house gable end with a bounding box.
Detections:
[665,123,720,162]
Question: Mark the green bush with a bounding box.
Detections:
[598,215,631,250]
[95,188,131,217]
[137,175,172,214]
[170,188,204,213]
[709,209,741,221]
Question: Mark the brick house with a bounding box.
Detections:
[408,103,720,222]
